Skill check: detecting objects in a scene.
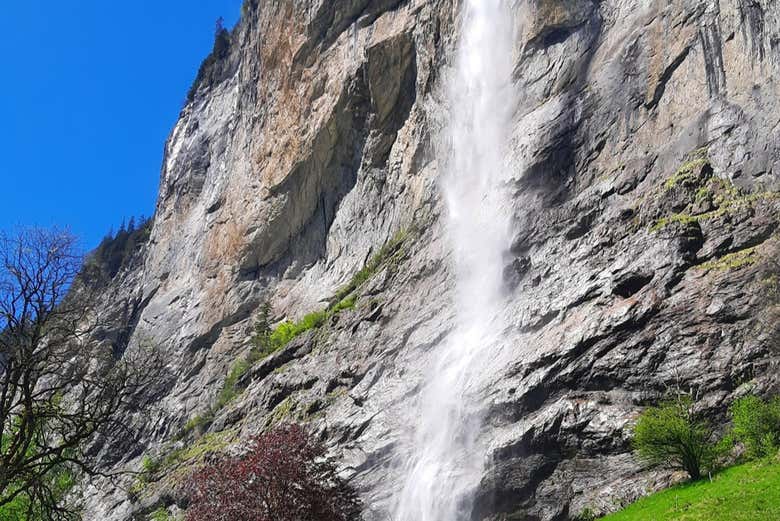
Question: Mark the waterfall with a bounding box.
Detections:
[393,1,517,521]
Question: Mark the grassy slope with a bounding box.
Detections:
[601,460,780,521]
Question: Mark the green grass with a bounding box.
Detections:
[180,411,214,437]
[166,431,233,465]
[133,431,236,493]
[141,455,162,476]
[330,294,357,313]
[269,310,329,349]
[264,396,296,428]
[215,358,251,409]
[600,459,780,521]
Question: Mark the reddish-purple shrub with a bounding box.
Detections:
[184,424,360,521]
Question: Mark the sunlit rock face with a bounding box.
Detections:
[85,0,780,520]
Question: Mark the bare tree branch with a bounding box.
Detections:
[0,227,164,519]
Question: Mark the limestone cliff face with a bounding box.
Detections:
[87,0,780,519]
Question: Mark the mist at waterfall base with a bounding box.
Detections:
[393,2,517,521]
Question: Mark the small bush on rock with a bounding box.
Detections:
[269,310,328,348]
[185,424,360,521]
[150,508,172,521]
[633,395,720,480]
[728,395,780,460]
[142,455,162,476]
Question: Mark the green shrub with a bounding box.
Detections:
[134,454,163,491]
[181,412,214,437]
[267,310,328,351]
[728,395,780,460]
[331,295,357,313]
[267,321,297,348]
[633,395,720,480]
[142,455,161,475]
[251,303,330,359]
[150,507,171,521]
[0,466,75,521]
[215,359,251,409]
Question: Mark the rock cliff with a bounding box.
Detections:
[85,0,780,519]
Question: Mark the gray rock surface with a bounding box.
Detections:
[82,0,780,519]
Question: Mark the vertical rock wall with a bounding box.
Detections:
[85,0,779,519]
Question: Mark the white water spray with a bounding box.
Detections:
[393,1,517,521]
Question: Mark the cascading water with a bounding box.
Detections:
[393,1,517,521]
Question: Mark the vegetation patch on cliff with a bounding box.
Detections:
[246,227,411,359]
[663,148,710,191]
[650,191,779,231]
[696,246,759,272]
[133,430,237,495]
[264,396,296,428]
[138,226,416,503]
[149,507,173,521]
[647,149,779,233]
[265,309,329,350]
[650,213,699,232]
[331,227,411,304]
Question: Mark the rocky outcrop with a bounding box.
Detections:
[84,0,780,520]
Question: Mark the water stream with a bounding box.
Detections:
[393,1,517,520]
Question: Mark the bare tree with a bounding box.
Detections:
[0,228,161,519]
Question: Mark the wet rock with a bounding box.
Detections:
[504,257,532,289]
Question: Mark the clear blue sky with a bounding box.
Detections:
[1,0,243,251]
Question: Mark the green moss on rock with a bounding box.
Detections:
[697,247,759,272]
[265,397,295,428]
[663,148,710,191]
[650,192,779,231]
[650,213,699,231]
